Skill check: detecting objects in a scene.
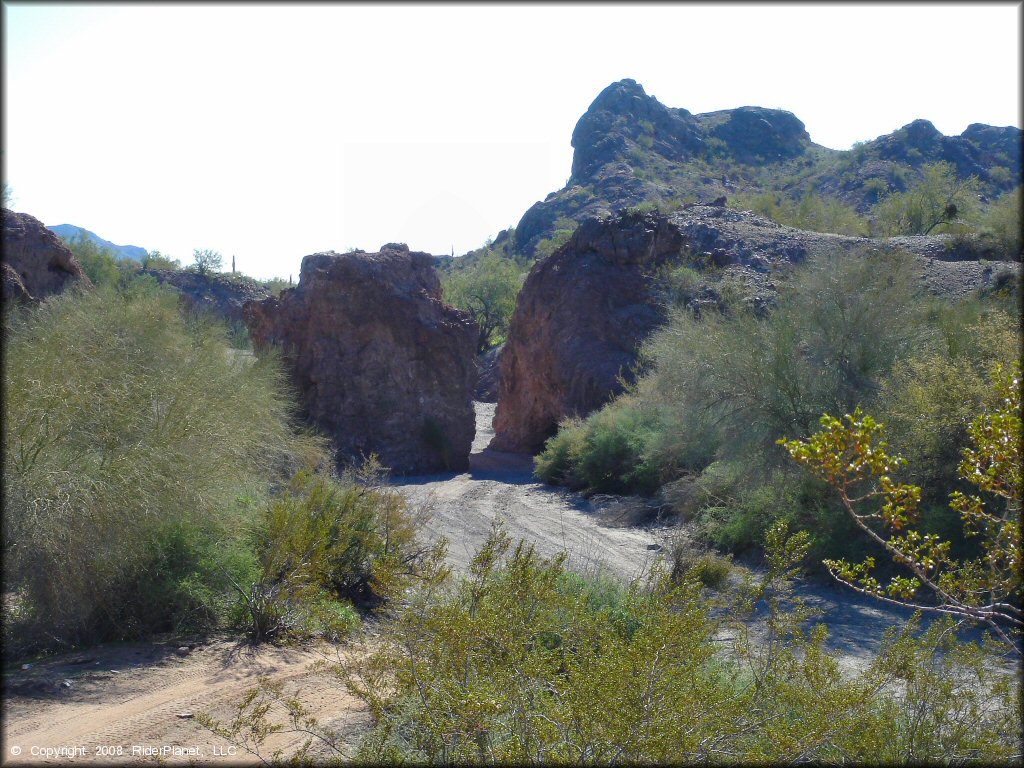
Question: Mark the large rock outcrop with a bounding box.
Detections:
[493,205,1020,453]
[141,268,272,324]
[491,211,685,453]
[2,208,89,302]
[244,244,478,474]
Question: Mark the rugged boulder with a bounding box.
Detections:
[493,205,1019,453]
[141,268,272,324]
[244,244,478,474]
[491,211,685,453]
[2,208,88,302]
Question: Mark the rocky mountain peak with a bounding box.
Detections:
[570,78,702,180]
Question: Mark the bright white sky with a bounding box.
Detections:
[3,2,1020,279]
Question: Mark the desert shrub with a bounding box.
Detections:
[731,190,868,236]
[62,234,124,288]
[877,307,1020,501]
[668,541,733,589]
[231,464,435,641]
[781,364,1022,650]
[533,228,574,260]
[192,247,223,275]
[2,282,327,654]
[646,248,925,464]
[140,249,182,270]
[870,161,980,236]
[535,396,662,494]
[537,247,1017,563]
[978,185,1022,259]
[215,524,1021,764]
[533,416,587,487]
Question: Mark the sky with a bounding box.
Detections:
[3,2,1021,280]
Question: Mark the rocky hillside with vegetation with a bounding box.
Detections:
[512,79,1022,259]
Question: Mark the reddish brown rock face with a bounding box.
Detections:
[491,211,684,453]
[244,245,478,474]
[2,208,89,302]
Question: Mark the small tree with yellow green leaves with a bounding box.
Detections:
[779,362,1021,652]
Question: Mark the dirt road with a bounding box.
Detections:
[2,638,365,765]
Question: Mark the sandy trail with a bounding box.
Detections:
[392,402,664,580]
[2,638,366,766]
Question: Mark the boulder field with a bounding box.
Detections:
[244,244,478,474]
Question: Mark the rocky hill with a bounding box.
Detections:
[513,79,1022,257]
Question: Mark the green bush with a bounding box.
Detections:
[62,235,125,288]
[215,525,1020,764]
[978,185,1022,259]
[731,190,868,236]
[2,282,327,654]
[442,252,526,353]
[231,464,434,641]
[535,397,662,494]
[870,161,980,236]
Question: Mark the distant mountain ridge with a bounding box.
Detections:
[47,223,149,262]
[512,78,1023,256]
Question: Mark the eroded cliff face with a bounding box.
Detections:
[2,208,89,303]
[491,211,684,453]
[244,244,478,474]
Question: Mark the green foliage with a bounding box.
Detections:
[978,185,1022,259]
[231,464,437,641]
[442,252,525,353]
[537,247,1020,566]
[141,250,182,270]
[213,523,1021,763]
[260,276,293,294]
[535,396,662,494]
[653,248,922,469]
[876,308,1020,499]
[871,161,981,236]
[62,234,126,288]
[2,283,327,654]
[731,190,869,236]
[533,228,574,260]
[192,247,224,275]
[779,362,1022,651]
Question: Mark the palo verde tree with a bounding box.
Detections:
[193,248,224,276]
[779,361,1022,652]
[443,252,524,353]
[871,161,980,237]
